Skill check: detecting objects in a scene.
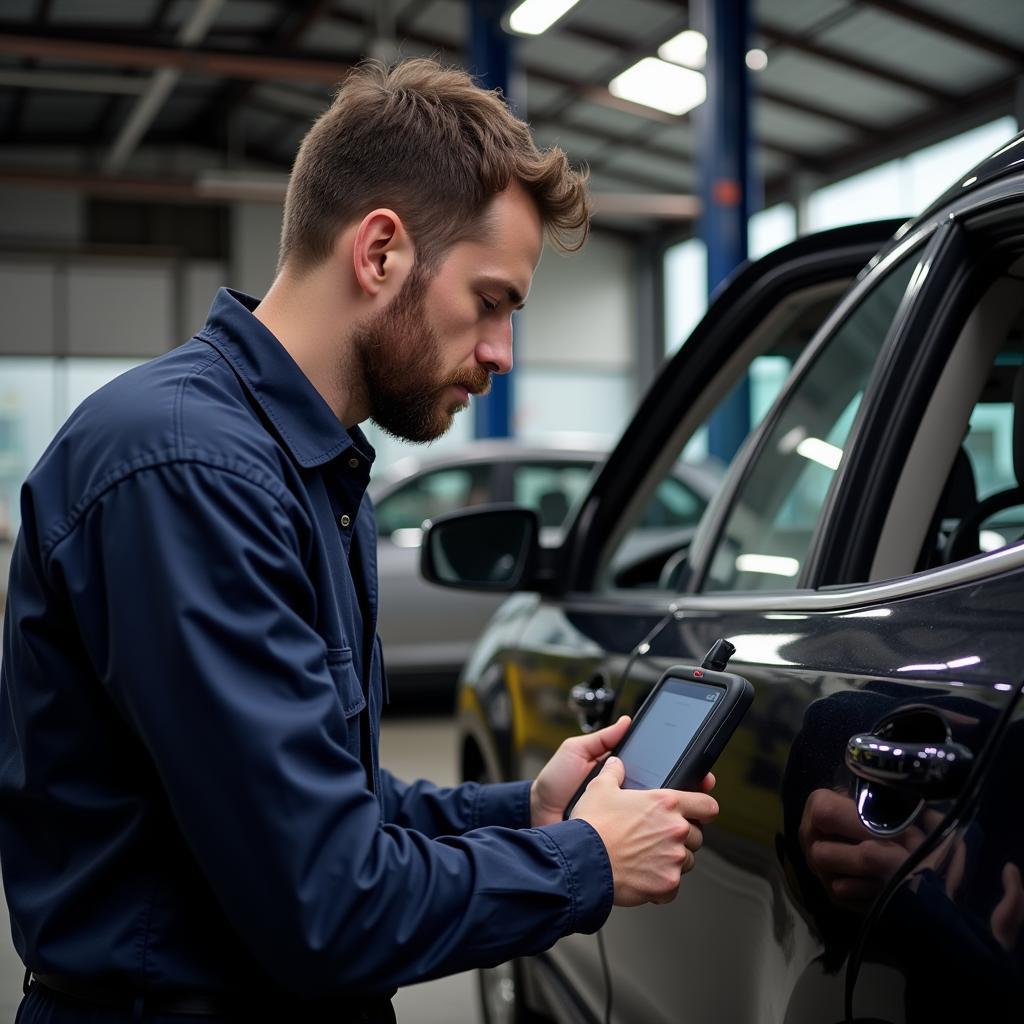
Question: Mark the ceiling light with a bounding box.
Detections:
[609,58,706,116]
[508,0,580,35]
[734,554,800,577]
[795,436,843,471]
[746,48,768,71]
[659,29,707,69]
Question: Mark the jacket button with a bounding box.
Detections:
[348,457,360,469]
[339,514,351,528]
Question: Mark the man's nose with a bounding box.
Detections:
[477,317,514,375]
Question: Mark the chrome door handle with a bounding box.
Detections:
[846,733,973,798]
[570,678,616,733]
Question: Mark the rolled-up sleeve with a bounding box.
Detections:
[50,458,612,994]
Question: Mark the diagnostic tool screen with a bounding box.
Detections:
[618,678,722,789]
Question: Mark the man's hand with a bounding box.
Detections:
[529,715,633,828]
[571,756,719,907]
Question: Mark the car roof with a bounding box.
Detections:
[910,129,1024,228]
[367,438,609,498]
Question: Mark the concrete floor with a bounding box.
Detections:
[0,711,483,1023]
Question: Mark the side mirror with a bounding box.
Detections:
[421,505,540,591]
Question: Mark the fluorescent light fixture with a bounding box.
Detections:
[898,655,981,672]
[745,48,768,71]
[947,655,981,669]
[796,436,843,471]
[508,0,580,35]
[609,58,706,116]
[390,528,424,548]
[979,529,1006,551]
[735,554,800,577]
[728,634,800,666]
[658,29,707,69]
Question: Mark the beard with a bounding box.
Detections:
[351,264,491,443]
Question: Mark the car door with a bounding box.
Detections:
[830,191,1024,1023]
[540,191,1024,1022]
[473,220,905,1022]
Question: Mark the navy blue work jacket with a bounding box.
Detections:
[0,288,612,1009]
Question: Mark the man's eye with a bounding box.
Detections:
[480,295,498,312]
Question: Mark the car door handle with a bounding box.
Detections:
[846,733,974,798]
[570,677,617,733]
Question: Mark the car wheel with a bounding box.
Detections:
[478,958,550,1024]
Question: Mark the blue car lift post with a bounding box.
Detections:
[699,0,754,463]
[469,0,516,440]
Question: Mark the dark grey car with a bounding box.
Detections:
[423,133,1024,1022]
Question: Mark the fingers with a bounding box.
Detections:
[944,835,967,901]
[570,715,631,761]
[699,772,716,793]
[684,821,704,854]
[806,837,906,882]
[669,790,719,823]
[992,862,1024,951]
[594,755,625,788]
[801,788,870,844]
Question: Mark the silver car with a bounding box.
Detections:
[369,439,720,697]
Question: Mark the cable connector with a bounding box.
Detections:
[701,638,735,672]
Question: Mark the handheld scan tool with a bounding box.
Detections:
[564,639,753,819]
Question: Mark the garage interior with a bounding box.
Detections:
[0,1,1022,1020]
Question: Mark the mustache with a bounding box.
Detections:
[441,367,492,397]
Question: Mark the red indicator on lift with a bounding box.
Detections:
[693,669,704,678]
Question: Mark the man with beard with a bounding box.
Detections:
[1,59,718,1023]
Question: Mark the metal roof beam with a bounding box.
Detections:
[0,68,149,93]
[102,0,225,174]
[0,31,353,85]
[189,0,338,154]
[758,19,957,103]
[763,75,1018,207]
[858,0,1024,65]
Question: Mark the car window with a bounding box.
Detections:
[701,253,918,593]
[637,474,707,529]
[600,281,849,592]
[872,259,1024,578]
[511,462,595,527]
[376,465,492,536]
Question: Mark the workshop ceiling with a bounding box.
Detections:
[0,0,1020,235]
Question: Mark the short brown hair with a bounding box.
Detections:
[279,58,590,273]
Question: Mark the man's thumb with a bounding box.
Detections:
[599,755,624,787]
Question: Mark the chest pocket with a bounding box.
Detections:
[326,647,366,719]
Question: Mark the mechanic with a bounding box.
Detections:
[0,59,719,1023]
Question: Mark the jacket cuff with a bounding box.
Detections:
[472,780,533,831]
[537,819,614,934]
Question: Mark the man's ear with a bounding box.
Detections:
[350,209,415,300]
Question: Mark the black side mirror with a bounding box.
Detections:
[421,505,540,592]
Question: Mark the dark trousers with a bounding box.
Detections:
[17,982,398,1024]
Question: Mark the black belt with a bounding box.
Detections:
[28,972,396,1022]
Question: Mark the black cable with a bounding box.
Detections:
[591,608,681,1024]
[597,926,612,1024]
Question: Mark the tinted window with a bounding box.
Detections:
[702,254,918,593]
[600,280,848,592]
[511,461,595,527]
[376,465,492,536]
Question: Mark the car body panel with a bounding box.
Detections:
[510,565,1020,1023]
[446,130,1024,1024]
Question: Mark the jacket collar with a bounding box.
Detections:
[197,288,375,469]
